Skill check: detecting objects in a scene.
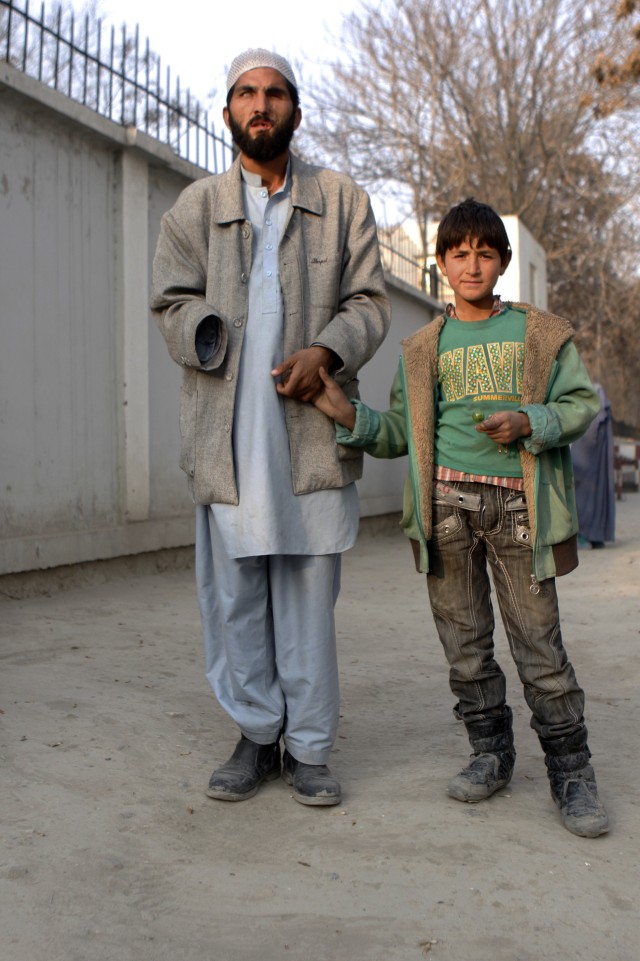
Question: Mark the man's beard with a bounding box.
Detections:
[227,108,296,162]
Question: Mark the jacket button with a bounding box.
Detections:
[241,273,248,283]
[224,422,231,432]
[233,319,243,328]
[225,372,234,382]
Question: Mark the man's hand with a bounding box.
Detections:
[271,345,337,402]
[475,411,531,445]
[312,368,357,430]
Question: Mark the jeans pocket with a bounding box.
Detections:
[511,509,533,549]
[431,499,462,543]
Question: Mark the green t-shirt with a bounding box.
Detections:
[435,307,527,478]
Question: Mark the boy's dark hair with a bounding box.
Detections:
[226,79,300,110]
[436,199,511,262]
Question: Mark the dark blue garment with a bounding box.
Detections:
[572,385,615,545]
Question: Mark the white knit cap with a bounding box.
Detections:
[226,48,298,93]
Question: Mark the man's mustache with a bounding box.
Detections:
[248,113,273,128]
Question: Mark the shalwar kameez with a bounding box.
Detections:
[196,167,359,764]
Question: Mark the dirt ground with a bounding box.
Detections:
[1,493,639,961]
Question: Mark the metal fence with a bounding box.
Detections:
[378,228,453,303]
[1,0,234,173]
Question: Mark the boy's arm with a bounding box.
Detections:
[314,368,357,430]
[313,365,410,458]
[519,342,600,453]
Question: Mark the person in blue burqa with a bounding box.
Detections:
[572,384,616,549]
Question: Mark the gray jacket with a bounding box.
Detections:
[151,153,390,505]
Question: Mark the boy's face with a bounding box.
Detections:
[436,237,510,319]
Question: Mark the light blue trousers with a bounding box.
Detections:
[195,506,342,765]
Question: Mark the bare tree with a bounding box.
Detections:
[592,0,640,113]
[300,0,640,429]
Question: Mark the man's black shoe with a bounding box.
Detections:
[206,736,281,801]
[282,749,341,806]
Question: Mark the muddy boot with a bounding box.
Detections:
[282,749,342,807]
[447,707,516,803]
[206,735,281,801]
[542,732,609,837]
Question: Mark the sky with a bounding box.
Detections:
[87,0,365,117]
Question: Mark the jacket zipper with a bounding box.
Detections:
[400,357,428,551]
[530,359,557,579]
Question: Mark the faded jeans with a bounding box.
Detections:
[426,480,586,741]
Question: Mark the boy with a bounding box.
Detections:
[313,199,609,837]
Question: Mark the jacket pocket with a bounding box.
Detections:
[337,443,364,462]
[307,256,341,308]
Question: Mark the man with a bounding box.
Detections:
[151,49,390,806]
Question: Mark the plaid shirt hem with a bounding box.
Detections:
[434,464,525,492]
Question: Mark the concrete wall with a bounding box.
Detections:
[0,63,441,575]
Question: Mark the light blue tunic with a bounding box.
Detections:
[210,166,359,558]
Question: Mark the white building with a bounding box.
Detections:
[499,216,548,309]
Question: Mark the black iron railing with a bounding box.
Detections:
[378,232,452,302]
[0,0,233,173]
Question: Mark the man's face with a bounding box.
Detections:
[223,67,301,163]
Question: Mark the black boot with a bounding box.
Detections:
[447,707,516,802]
[541,731,609,837]
[282,749,341,806]
[206,735,281,801]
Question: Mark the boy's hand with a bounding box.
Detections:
[475,411,531,444]
[312,368,357,431]
[271,346,336,402]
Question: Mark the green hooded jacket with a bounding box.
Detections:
[336,304,600,581]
